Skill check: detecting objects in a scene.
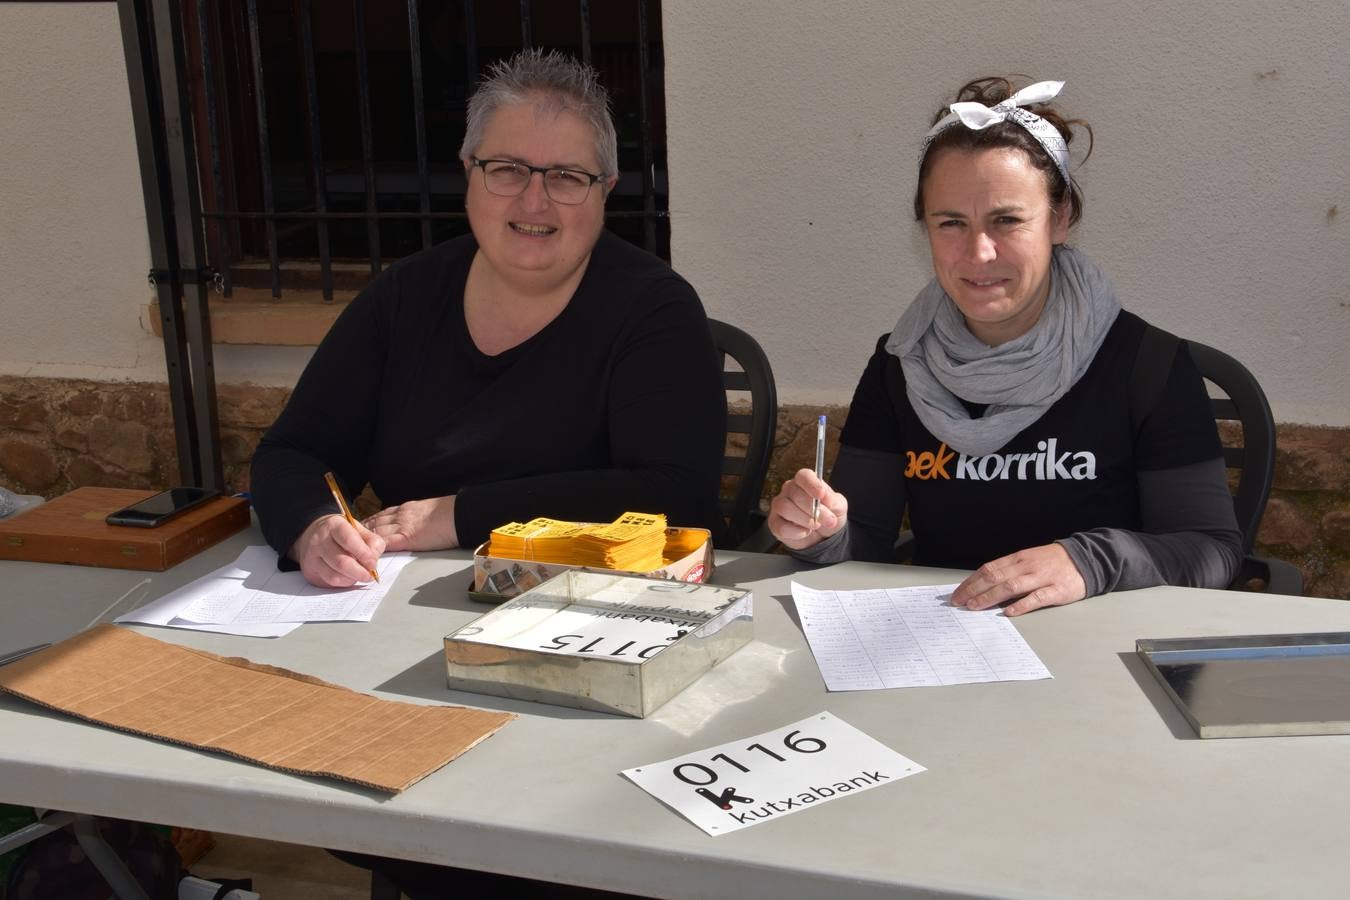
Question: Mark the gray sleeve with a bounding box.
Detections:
[791,444,906,565]
[1058,457,1243,596]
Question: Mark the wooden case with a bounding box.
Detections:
[0,487,249,571]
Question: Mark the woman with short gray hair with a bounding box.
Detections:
[461,47,620,179]
[252,49,725,591]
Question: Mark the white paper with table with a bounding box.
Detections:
[116,545,414,636]
[790,581,1052,690]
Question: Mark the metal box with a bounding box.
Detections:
[468,527,713,602]
[1137,632,1350,738]
[445,571,752,717]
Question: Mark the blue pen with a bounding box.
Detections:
[812,415,826,523]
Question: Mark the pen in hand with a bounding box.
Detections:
[324,471,380,583]
[812,414,826,524]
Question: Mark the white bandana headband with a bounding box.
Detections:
[920,80,1071,185]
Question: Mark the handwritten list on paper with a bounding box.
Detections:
[789,582,1052,691]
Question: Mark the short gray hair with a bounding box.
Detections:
[459,49,618,178]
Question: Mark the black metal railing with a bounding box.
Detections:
[119,0,222,489]
[186,0,669,299]
[115,0,669,486]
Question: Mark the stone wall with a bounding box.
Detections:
[3,375,1347,598]
[0,375,285,503]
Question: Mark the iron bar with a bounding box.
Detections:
[636,0,656,252]
[117,0,200,486]
[520,0,532,47]
[298,0,334,298]
[463,0,477,81]
[196,0,232,295]
[151,0,223,489]
[244,0,281,296]
[353,0,381,275]
[406,0,432,248]
[579,0,592,64]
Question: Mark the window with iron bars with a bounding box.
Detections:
[181,0,668,299]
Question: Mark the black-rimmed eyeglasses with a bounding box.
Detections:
[470,156,605,205]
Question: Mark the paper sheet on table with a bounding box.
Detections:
[790,581,1052,690]
[116,545,414,635]
[622,711,924,836]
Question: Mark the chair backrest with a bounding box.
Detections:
[708,319,778,549]
[1185,340,1276,556]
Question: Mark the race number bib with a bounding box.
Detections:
[622,712,924,835]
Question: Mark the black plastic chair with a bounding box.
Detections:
[708,319,778,551]
[1187,341,1304,595]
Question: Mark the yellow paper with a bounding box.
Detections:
[488,512,668,571]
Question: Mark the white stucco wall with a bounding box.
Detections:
[664,1,1350,426]
[0,3,160,378]
[2,2,1347,425]
[0,2,309,387]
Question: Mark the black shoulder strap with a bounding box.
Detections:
[1129,323,1182,434]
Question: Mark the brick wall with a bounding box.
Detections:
[3,375,1347,598]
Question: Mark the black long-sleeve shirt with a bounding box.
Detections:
[251,230,726,559]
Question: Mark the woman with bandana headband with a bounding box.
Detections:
[768,76,1241,616]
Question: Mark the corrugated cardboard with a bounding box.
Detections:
[471,526,714,601]
[0,487,250,571]
[0,624,514,793]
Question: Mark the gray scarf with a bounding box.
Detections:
[884,245,1120,456]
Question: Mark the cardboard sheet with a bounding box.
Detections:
[0,624,513,793]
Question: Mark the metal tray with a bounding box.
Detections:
[445,571,752,718]
[1137,632,1350,738]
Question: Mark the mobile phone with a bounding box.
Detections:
[105,487,220,528]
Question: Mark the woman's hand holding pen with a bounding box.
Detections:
[362,495,459,552]
[292,514,386,588]
[767,468,848,550]
[291,493,458,587]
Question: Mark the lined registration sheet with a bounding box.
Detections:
[790,582,1052,690]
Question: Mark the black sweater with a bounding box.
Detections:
[251,230,726,559]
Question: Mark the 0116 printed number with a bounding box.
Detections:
[671,730,827,786]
